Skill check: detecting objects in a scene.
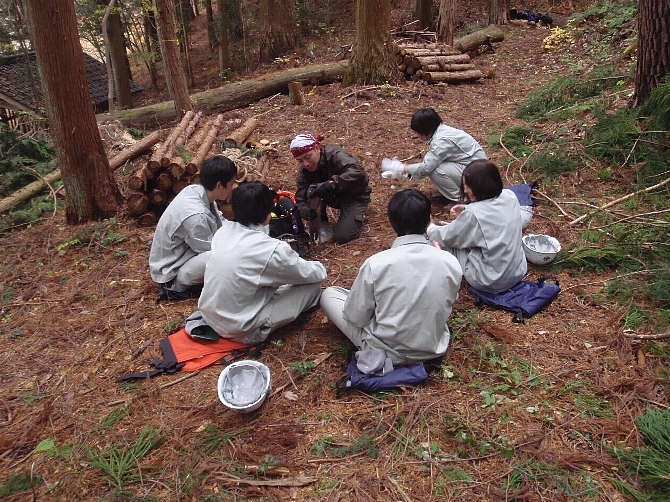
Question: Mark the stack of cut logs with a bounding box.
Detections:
[395,43,483,84]
[126,112,269,227]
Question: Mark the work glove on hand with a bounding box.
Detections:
[307,180,335,200]
[381,158,407,179]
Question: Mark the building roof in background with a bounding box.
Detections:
[0,51,143,112]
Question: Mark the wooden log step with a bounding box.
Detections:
[422,69,484,84]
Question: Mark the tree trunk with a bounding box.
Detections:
[416,0,433,31]
[488,0,510,26]
[437,0,455,45]
[143,12,160,90]
[109,130,163,170]
[216,0,230,76]
[204,0,215,50]
[634,0,670,106]
[343,0,398,85]
[107,9,133,109]
[154,0,193,119]
[453,24,504,53]
[99,61,347,126]
[24,0,121,223]
[259,0,296,63]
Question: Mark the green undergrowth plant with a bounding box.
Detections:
[191,425,247,456]
[85,426,164,495]
[0,472,42,497]
[503,458,603,498]
[310,432,378,458]
[516,65,624,122]
[608,407,670,501]
[56,218,127,257]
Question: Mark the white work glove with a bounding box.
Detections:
[381,158,407,179]
[382,157,405,173]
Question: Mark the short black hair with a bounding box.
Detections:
[199,155,237,191]
[461,160,503,202]
[231,181,277,226]
[410,108,443,137]
[387,189,431,236]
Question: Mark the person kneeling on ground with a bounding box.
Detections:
[382,107,488,205]
[320,189,462,367]
[149,155,237,297]
[427,160,527,293]
[198,181,328,344]
[291,133,371,244]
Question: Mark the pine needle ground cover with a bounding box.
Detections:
[1,2,669,501]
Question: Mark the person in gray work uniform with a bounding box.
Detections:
[320,189,462,367]
[382,107,487,204]
[427,160,527,294]
[149,155,237,297]
[198,181,327,344]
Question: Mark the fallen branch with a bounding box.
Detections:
[214,474,318,487]
[625,331,670,340]
[569,177,670,226]
[0,169,63,213]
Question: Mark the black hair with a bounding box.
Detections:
[461,160,503,202]
[199,155,237,191]
[410,108,443,137]
[231,181,277,226]
[387,189,431,236]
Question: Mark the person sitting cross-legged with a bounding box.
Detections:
[198,181,328,344]
[320,189,463,367]
[149,155,237,298]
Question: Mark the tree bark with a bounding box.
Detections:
[288,81,304,105]
[106,8,133,109]
[453,25,504,53]
[216,0,230,76]
[634,0,670,106]
[225,117,258,145]
[143,11,160,91]
[109,130,163,170]
[488,0,510,26]
[204,0,215,50]
[437,0,455,45]
[154,0,193,119]
[422,69,483,83]
[343,0,398,85]
[24,0,121,223]
[188,114,224,173]
[416,0,433,30]
[99,61,348,126]
[259,0,296,63]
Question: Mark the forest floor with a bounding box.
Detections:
[1,4,665,501]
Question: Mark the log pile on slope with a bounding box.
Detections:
[393,25,504,84]
[395,43,483,83]
[125,114,270,227]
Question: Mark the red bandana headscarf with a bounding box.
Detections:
[290,134,324,157]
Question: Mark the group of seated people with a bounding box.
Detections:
[148,107,527,369]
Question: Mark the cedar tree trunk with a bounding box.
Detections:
[154,0,193,119]
[107,10,133,109]
[416,0,433,30]
[488,0,510,25]
[24,0,121,223]
[216,0,230,74]
[634,0,670,106]
[343,0,398,85]
[437,0,455,45]
[259,0,296,63]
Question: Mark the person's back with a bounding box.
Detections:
[321,189,462,366]
[199,181,327,344]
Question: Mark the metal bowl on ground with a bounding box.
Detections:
[522,234,561,265]
[217,360,271,413]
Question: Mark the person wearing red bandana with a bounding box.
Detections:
[291,133,371,244]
